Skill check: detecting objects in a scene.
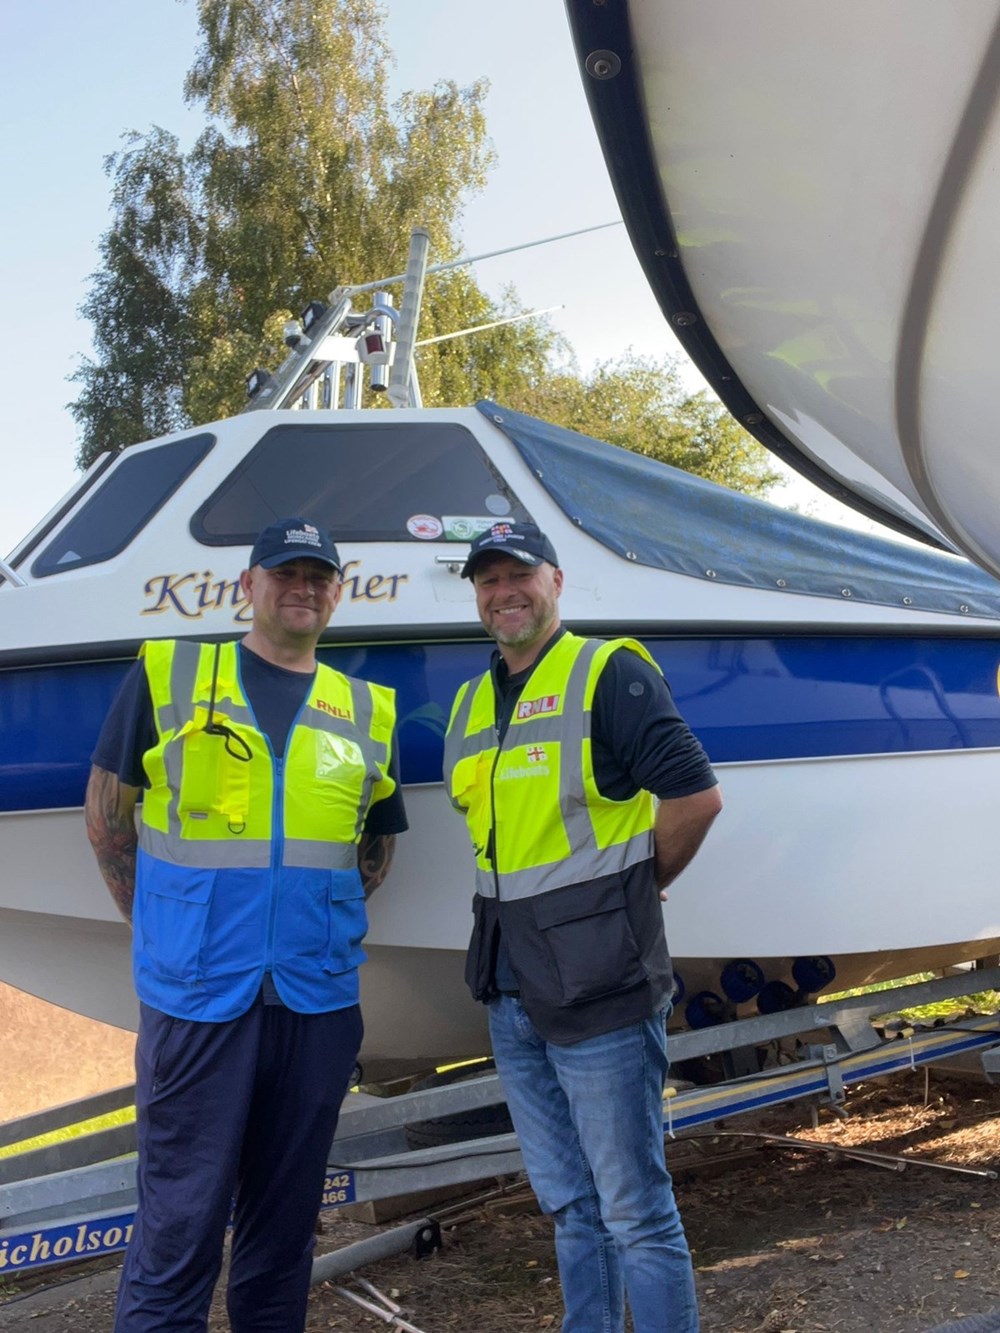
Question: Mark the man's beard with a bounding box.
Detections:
[489,602,556,648]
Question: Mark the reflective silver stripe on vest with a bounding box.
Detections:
[139,826,357,869]
[198,641,256,727]
[147,643,379,860]
[154,642,256,734]
[566,641,607,863]
[282,838,360,870]
[442,686,593,784]
[494,639,651,900]
[504,715,592,746]
[161,642,202,848]
[151,642,258,848]
[138,825,359,872]
[476,828,653,900]
[138,825,271,869]
[525,639,603,884]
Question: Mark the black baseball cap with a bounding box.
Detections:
[461,521,560,579]
[249,518,342,572]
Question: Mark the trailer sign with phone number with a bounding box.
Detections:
[0,1170,357,1276]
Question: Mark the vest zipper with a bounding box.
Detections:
[489,667,527,903]
[488,738,503,901]
[264,688,313,974]
[234,650,314,985]
[266,754,284,972]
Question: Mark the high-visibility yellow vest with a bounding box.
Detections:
[443,632,657,901]
[133,639,396,1020]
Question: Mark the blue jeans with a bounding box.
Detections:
[488,997,698,1333]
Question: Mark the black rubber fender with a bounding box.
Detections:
[404,1061,514,1150]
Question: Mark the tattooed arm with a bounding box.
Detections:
[358,832,396,899]
[85,765,141,925]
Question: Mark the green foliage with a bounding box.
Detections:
[70,128,198,459]
[827,973,1000,1023]
[507,351,781,496]
[898,991,1000,1022]
[70,0,779,503]
[414,273,559,408]
[72,0,548,466]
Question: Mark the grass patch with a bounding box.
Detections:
[0,1104,135,1161]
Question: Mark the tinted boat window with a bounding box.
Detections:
[191,422,530,545]
[32,434,215,578]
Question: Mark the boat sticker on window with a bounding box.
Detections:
[442,516,497,542]
[407,514,444,540]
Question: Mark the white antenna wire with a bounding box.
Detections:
[415,305,564,347]
[340,221,623,299]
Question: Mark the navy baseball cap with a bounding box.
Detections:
[249,518,341,572]
[461,521,560,579]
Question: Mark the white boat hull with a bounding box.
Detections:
[6,748,1000,1077]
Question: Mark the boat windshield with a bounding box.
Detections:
[192,421,529,545]
[32,434,215,578]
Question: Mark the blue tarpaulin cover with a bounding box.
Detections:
[476,402,1000,622]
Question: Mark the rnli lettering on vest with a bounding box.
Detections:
[141,559,409,624]
[515,694,560,720]
[317,699,351,720]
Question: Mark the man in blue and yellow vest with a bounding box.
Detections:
[85,517,406,1333]
[444,521,721,1333]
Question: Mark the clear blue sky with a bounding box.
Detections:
[0,0,841,555]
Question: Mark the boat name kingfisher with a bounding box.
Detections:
[141,560,409,623]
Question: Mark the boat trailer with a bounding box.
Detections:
[3,968,1000,1283]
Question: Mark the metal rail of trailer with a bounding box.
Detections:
[4,968,1000,1283]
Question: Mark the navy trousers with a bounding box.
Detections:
[113,999,363,1333]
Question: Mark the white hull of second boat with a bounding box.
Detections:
[568,0,1000,579]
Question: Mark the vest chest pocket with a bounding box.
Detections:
[532,878,647,1006]
[450,752,496,860]
[176,723,251,823]
[314,731,367,781]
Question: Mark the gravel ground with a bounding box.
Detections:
[5,1069,1000,1331]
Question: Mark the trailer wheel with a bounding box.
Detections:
[404,1061,514,1149]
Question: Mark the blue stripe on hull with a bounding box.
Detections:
[2,635,1000,813]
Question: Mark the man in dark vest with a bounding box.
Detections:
[444,521,721,1333]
